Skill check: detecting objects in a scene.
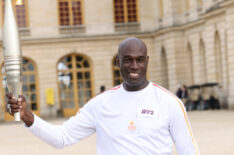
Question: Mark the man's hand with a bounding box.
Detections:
[6,93,34,127]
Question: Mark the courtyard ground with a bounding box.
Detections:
[0,110,233,155]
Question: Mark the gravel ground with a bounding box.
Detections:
[0,110,233,155]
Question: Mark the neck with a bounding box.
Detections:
[123,80,149,91]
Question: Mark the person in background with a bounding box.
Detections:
[176,85,183,99]
[182,85,189,110]
[96,85,106,96]
[182,85,188,100]
[100,85,106,93]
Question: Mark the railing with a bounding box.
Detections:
[59,25,86,35]
[0,23,143,40]
[114,22,140,33]
[18,27,31,37]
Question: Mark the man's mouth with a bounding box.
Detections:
[129,72,140,78]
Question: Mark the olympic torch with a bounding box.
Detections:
[3,0,22,121]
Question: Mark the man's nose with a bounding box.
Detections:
[130,59,139,69]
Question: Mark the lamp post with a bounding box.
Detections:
[3,0,22,121]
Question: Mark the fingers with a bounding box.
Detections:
[6,93,16,106]
[6,98,21,115]
[6,95,17,115]
[18,95,26,102]
[8,98,17,105]
[7,95,25,105]
[6,94,25,115]
[10,103,21,113]
[6,93,14,99]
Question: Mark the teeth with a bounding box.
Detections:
[130,73,139,77]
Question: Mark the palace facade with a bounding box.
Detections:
[1,0,234,121]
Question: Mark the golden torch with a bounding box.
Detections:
[3,0,23,121]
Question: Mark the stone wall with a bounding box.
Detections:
[0,0,234,120]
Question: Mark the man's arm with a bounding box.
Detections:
[6,94,96,148]
[27,109,96,149]
[169,97,200,155]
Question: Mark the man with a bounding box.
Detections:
[7,37,199,155]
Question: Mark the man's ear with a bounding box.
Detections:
[145,56,149,64]
[116,56,120,67]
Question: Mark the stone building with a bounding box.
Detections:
[0,0,234,121]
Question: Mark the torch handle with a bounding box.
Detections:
[5,57,22,122]
[14,112,20,121]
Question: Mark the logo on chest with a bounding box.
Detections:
[137,106,159,118]
[141,109,154,115]
[128,120,136,131]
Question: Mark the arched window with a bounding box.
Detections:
[199,39,207,83]
[0,57,39,121]
[2,0,30,35]
[215,31,222,84]
[160,47,169,89]
[57,53,94,117]
[112,55,123,86]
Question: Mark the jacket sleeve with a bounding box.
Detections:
[26,101,96,149]
[168,97,200,155]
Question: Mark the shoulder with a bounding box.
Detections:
[150,82,183,107]
[89,84,122,103]
[98,84,121,95]
[150,82,186,118]
[150,82,175,100]
[79,84,122,117]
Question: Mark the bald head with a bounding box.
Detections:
[116,37,149,91]
[118,37,147,57]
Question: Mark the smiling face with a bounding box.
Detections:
[117,38,149,91]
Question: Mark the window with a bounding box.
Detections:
[159,0,164,18]
[185,0,190,12]
[0,58,40,121]
[57,54,94,117]
[112,56,123,86]
[113,0,140,32]
[58,0,85,34]
[197,0,203,6]
[21,59,39,112]
[2,0,30,36]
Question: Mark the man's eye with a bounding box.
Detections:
[138,57,145,63]
[123,58,131,63]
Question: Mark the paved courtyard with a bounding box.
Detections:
[0,110,234,155]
